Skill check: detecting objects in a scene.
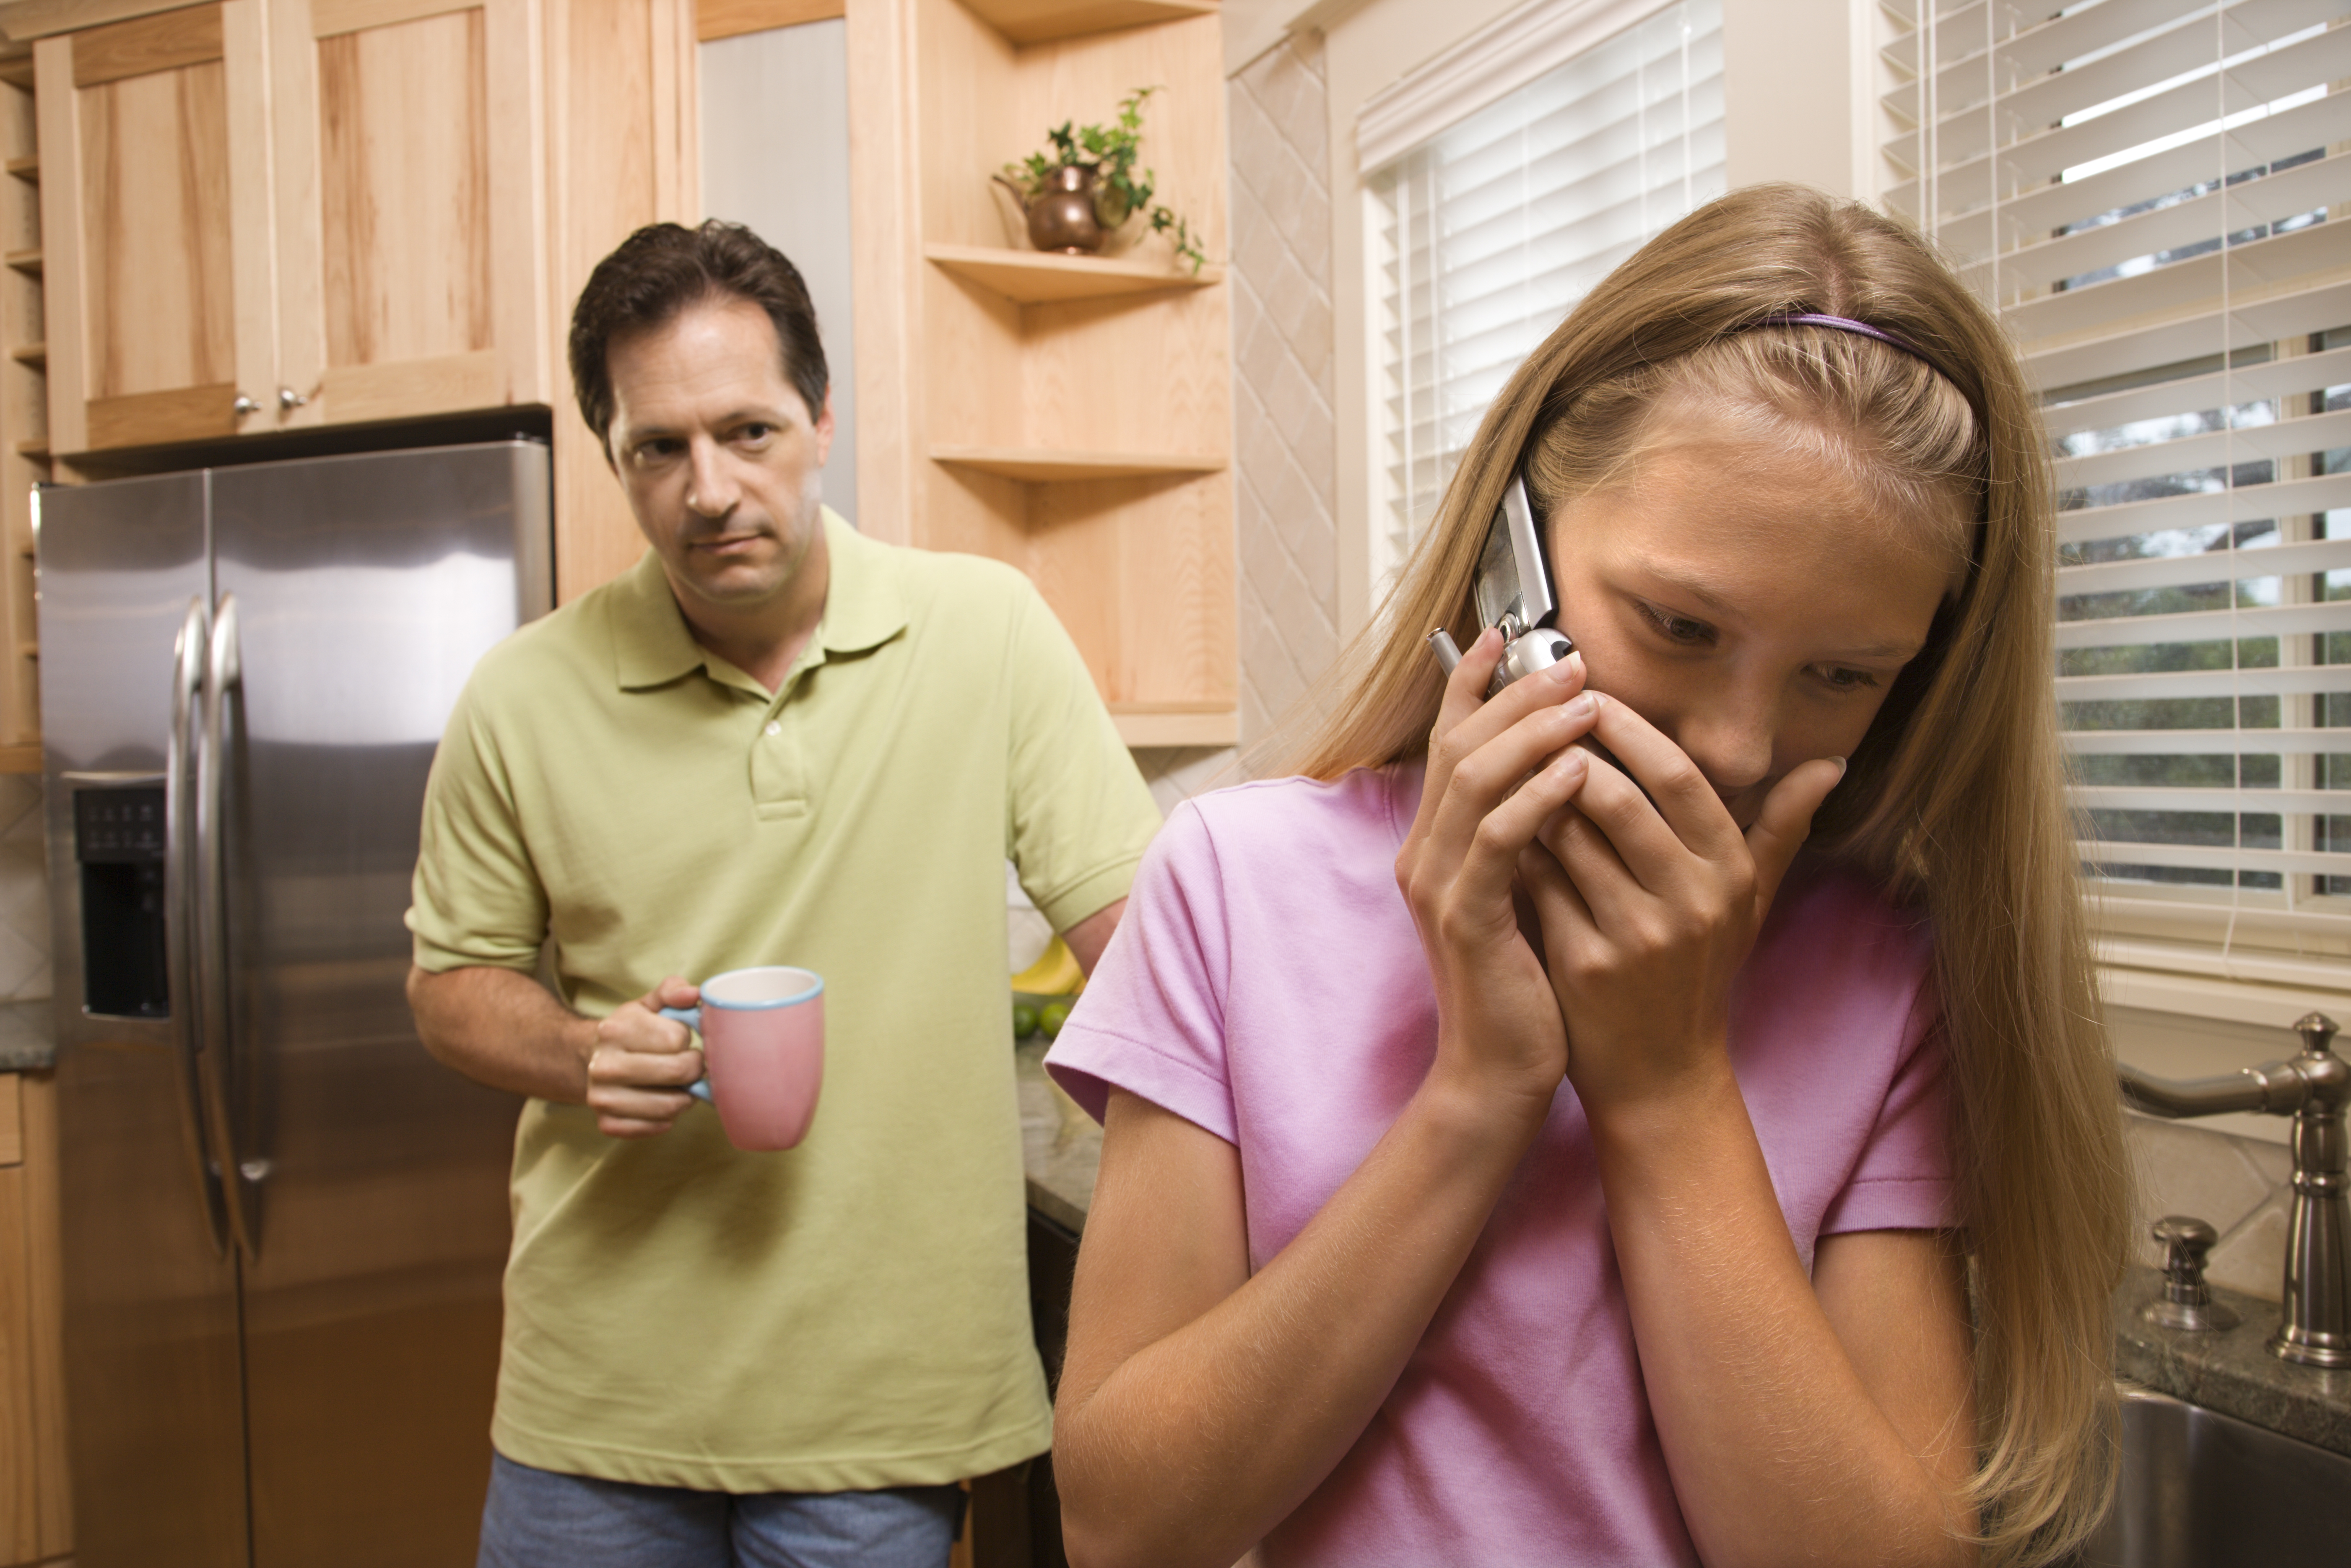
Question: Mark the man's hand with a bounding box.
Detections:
[585,977,708,1138]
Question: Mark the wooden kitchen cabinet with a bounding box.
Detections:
[7,0,696,603]
[0,1072,70,1568]
[35,0,548,452]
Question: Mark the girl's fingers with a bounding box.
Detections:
[1544,738,1689,905]
[1517,838,1597,958]
[1535,784,1647,930]
[1417,677,1598,878]
[1578,696,1743,867]
[1448,746,1592,918]
[1745,755,1845,910]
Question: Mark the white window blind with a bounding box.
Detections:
[1881,0,2351,962]
[1369,0,1725,581]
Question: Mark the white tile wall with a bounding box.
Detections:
[1231,33,1340,758]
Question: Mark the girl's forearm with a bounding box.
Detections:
[1055,1076,1541,1568]
[1589,1060,1972,1568]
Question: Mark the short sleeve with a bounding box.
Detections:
[1001,582,1164,933]
[1045,799,1238,1145]
[1818,984,1956,1236]
[406,681,550,973]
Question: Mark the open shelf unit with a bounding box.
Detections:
[861,0,1235,749]
[0,42,42,760]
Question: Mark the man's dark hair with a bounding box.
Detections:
[569,220,830,450]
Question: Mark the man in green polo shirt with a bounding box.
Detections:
[405,221,1162,1568]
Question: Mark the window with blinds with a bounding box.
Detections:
[1368,0,1725,583]
[1881,0,2351,967]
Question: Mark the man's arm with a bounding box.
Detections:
[408,964,709,1138]
[1064,897,1126,978]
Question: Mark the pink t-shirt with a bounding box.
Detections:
[1046,765,1953,1567]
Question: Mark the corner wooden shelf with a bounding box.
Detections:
[4,156,32,181]
[8,342,41,367]
[930,444,1224,482]
[956,0,1215,44]
[3,248,35,275]
[925,242,1221,303]
[862,0,1235,750]
[1111,702,1236,747]
[0,37,49,759]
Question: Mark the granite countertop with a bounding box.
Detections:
[0,999,53,1071]
[1016,1037,1101,1234]
[2113,1264,2351,1456]
[1016,1044,2351,1457]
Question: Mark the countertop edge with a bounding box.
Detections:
[2112,1265,2351,1458]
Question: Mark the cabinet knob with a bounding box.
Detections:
[277,387,308,411]
[232,393,260,416]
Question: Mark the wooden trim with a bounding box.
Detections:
[312,0,476,41]
[84,382,238,449]
[930,444,1224,482]
[0,0,205,44]
[20,1073,67,1558]
[697,0,842,42]
[319,349,503,423]
[0,743,39,772]
[0,1075,18,1166]
[31,37,80,455]
[925,243,1222,304]
[956,0,1214,47]
[71,0,220,86]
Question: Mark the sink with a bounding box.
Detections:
[2080,1387,2351,1566]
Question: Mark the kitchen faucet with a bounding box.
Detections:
[2119,1012,2349,1368]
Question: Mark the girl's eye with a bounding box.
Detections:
[1816,665,1880,693]
[1638,602,1715,646]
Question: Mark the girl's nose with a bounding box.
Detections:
[1670,692,1777,799]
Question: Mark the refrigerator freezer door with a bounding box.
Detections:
[39,473,252,1568]
[210,444,546,1568]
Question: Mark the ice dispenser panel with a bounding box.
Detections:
[75,786,168,1018]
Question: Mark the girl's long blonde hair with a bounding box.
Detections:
[1288,185,2128,1564]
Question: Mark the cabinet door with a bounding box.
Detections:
[35,2,276,454]
[268,0,546,429]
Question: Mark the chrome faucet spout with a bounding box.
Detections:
[2117,1012,2351,1369]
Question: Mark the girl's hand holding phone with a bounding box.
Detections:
[1397,626,1605,1129]
[1514,698,1844,1120]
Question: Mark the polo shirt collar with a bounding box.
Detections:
[610,507,905,691]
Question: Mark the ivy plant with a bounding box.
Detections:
[999,87,1208,273]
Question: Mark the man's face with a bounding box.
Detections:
[604,296,835,615]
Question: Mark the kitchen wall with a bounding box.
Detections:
[1134,27,1344,818]
[699,21,860,524]
[0,773,47,1001]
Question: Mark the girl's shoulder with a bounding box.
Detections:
[1153,766,1418,896]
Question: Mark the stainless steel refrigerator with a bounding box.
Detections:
[38,441,550,1568]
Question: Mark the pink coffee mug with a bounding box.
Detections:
[660,966,825,1151]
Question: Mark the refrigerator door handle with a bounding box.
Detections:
[196,591,262,1261]
[167,595,231,1259]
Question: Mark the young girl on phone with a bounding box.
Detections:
[1043,185,2128,1568]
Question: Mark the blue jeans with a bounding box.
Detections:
[477,1451,967,1568]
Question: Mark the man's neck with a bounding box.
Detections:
[671,527,831,695]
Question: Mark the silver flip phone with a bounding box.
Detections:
[1428,474,1576,696]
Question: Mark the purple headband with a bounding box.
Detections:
[1745,312,1949,380]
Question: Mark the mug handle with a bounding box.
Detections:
[657,1006,715,1103]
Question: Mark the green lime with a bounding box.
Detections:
[1012,1002,1040,1039]
[1040,1000,1073,1039]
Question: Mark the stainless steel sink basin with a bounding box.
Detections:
[2081,1387,2351,1567]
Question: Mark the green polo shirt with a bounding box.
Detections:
[407,510,1161,1491]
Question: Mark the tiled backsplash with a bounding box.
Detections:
[0,773,47,1001]
[2126,1111,2290,1301]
